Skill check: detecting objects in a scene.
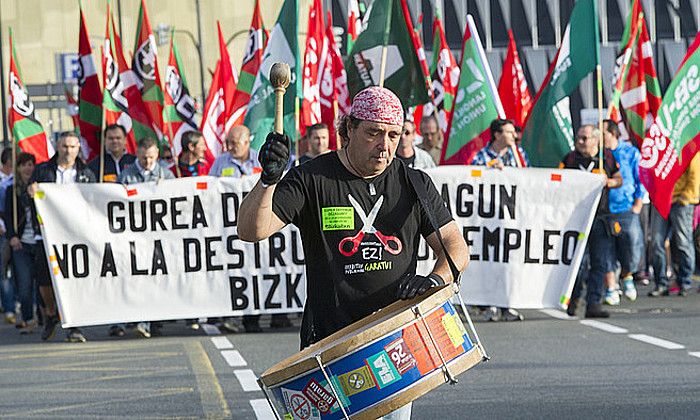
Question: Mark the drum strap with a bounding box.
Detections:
[405,166,462,284]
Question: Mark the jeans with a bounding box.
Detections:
[571,217,613,306]
[651,203,695,288]
[12,242,38,323]
[0,236,15,315]
[610,211,644,274]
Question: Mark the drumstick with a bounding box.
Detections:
[270,62,291,135]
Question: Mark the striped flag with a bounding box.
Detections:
[163,30,198,157]
[77,3,102,161]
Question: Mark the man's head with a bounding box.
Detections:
[490,118,517,148]
[306,123,330,156]
[419,115,442,149]
[401,121,416,148]
[136,137,160,170]
[226,126,251,160]
[603,119,620,149]
[104,124,128,157]
[56,131,82,165]
[15,152,35,182]
[338,86,404,177]
[1,148,12,170]
[160,147,174,164]
[575,125,600,157]
[181,131,205,160]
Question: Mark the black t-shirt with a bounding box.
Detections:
[560,149,619,215]
[272,153,452,347]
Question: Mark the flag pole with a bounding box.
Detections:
[333,99,340,149]
[11,137,17,239]
[378,0,394,87]
[597,63,604,172]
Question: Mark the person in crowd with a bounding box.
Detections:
[238,86,469,419]
[31,131,97,342]
[4,152,36,333]
[88,124,136,182]
[471,118,528,321]
[0,148,16,324]
[298,123,331,165]
[209,125,291,333]
[396,120,435,170]
[106,137,176,338]
[601,120,645,305]
[648,153,700,297]
[177,131,210,177]
[159,146,176,173]
[563,125,623,318]
[417,114,443,165]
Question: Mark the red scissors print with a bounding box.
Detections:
[339,195,402,257]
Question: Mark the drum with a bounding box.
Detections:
[258,284,487,419]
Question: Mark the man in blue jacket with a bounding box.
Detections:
[602,120,645,305]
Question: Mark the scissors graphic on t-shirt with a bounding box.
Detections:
[339,194,402,257]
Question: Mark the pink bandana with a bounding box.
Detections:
[349,86,404,126]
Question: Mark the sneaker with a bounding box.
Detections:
[135,322,151,338]
[108,325,126,337]
[622,277,637,301]
[648,286,669,297]
[17,320,35,335]
[633,271,650,286]
[585,304,610,318]
[4,312,16,324]
[604,288,620,305]
[482,306,500,322]
[41,315,60,341]
[217,321,241,334]
[186,319,200,330]
[566,299,578,317]
[65,328,87,343]
[501,308,524,321]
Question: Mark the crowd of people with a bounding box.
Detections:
[0,109,698,343]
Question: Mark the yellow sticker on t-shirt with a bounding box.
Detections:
[321,207,354,231]
[221,167,236,177]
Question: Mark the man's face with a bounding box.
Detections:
[495,123,516,147]
[308,128,330,155]
[58,135,81,164]
[105,128,127,156]
[189,136,206,159]
[575,126,597,157]
[401,122,415,148]
[226,131,251,160]
[420,119,441,148]
[347,120,402,176]
[138,145,159,170]
[161,149,173,163]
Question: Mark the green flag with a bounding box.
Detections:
[244,0,299,150]
[521,0,600,167]
[345,0,430,108]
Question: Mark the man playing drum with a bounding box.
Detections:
[238,86,469,419]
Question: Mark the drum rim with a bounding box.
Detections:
[259,285,455,387]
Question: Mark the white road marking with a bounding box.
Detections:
[234,369,261,392]
[201,323,221,335]
[689,352,700,359]
[579,320,629,334]
[221,350,247,367]
[628,334,685,350]
[210,337,234,350]
[250,399,275,419]
[539,309,575,320]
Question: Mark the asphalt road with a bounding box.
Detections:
[1,281,699,419]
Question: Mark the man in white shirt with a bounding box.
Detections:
[209,126,261,177]
[396,120,436,170]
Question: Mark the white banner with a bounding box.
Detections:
[416,166,603,308]
[36,168,603,327]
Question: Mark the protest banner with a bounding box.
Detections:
[35,168,603,326]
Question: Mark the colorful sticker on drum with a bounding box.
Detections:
[441,313,466,348]
[302,378,337,414]
[366,351,401,389]
[338,365,375,397]
[384,337,416,374]
[281,388,320,420]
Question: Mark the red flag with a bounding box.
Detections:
[319,12,351,150]
[498,30,532,128]
[102,5,157,154]
[77,5,102,161]
[229,0,266,128]
[200,22,236,158]
[430,14,460,134]
[401,0,431,95]
[301,0,326,134]
[133,0,165,141]
[163,31,198,157]
[347,0,362,51]
[8,30,52,163]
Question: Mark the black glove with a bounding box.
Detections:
[259,132,290,186]
[397,273,445,300]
